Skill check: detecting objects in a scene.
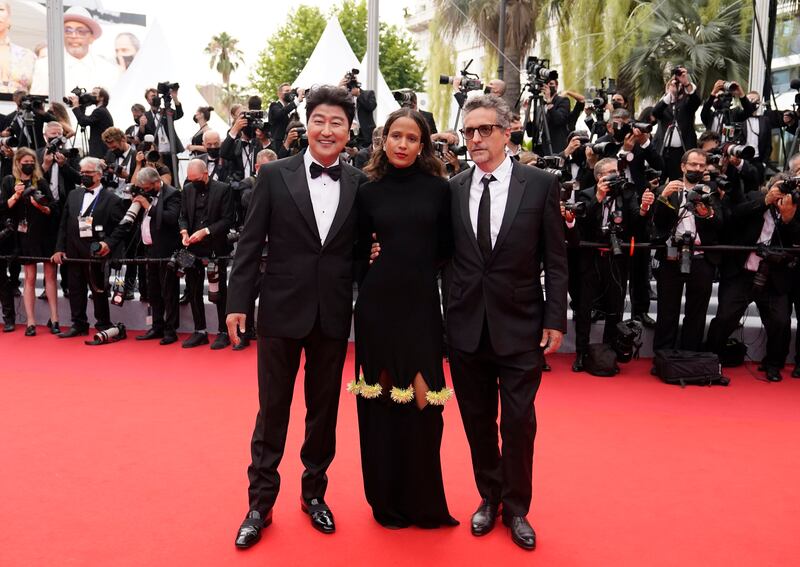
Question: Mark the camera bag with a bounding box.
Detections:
[718,338,748,367]
[652,350,730,387]
[584,343,619,377]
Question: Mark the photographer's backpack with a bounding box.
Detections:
[584,343,620,377]
[718,338,748,367]
[652,350,730,387]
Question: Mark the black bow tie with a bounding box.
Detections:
[84,188,95,195]
[309,162,341,181]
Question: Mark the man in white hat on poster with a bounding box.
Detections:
[31,6,121,95]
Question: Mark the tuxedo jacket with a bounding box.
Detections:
[652,91,702,151]
[268,99,298,147]
[145,103,185,154]
[55,186,126,258]
[111,184,182,258]
[220,134,262,181]
[355,90,377,147]
[36,147,81,199]
[545,95,571,154]
[575,185,643,244]
[179,179,234,256]
[72,105,114,158]
[651,186,725,265]
[446,161,568,357]
[227,151,367,339]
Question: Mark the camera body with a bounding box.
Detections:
[612,121,653,143]
[158,81,179,96]
[0,218,15,242]
[439,58,483,96]
[63,87,95,107]
[21,94,48,112]
[392,89,415,108]
[526,56,558,85]
[167,248,198,278]
[20,185,48,207]
[433,140,467,159]
[778,176,800,204]
[564,201,587,218]
[684,184,715,213]
[345,68,361,91]
[241,110,267,137]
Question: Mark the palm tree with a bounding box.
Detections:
[205,32,244,87]
[620,0,750,101]
[432,0,538,107]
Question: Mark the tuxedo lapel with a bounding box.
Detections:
[489,162,525,262]
[279,153,321,243]
[459,167,482,260]
[323,165,357,248]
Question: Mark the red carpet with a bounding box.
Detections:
[1,328,799,566]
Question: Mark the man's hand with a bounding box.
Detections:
[561,202,575,223]
[226,313,246,346]
[442,148,460,170]
[711,80,725,97]
[181,230,190,247]
[138,114,147,129]
[51,251,66,264]
[369,233,380,264]
[563,136,581,157]
[640,189,655,215]
[188,228,208,244]
[43,151,54,170]
[596,177,611,203]
[54,152,67,166]
[541,329,563,356]
[778,194,798,222]
[136,150,146,164]
[170,87,180,105]
[230,116,247,138]
[68,95,79,108]
[95,241,111,257]
[662,179,684,199]
[284,128,299,149]
[133,195,151,210]
[765,186,783,206]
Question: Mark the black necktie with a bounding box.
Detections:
[477,174,495,260]
[309,162,342,181]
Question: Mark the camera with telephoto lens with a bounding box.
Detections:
[45,135,67,155]
[590,141,621,158]
[344,68,361,90]
[721,142,755,160]
[21,94,48,112]
[20,184,48,207]
[433,140,467,159]
[778,176,800,204]
[119,184,153,225]
[226,228,241,244]
[167,248,197,278]
[440,59,483,95]
[752,245,796,294]
[644,166,662,183]
[612,121,653,143]
[63,87,95,107]
[526,56,558,85]
[0,131,17,148]
[0,218,14,242]
[684,184,716,214]
[564,201,587,218]
[292,126,309,150]
[87,323,127,345]
[591,77,617,109]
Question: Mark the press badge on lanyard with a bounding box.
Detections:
[17,219,28,233]
[80,194,100,238]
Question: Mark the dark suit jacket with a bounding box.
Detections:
[8,109,58,150]
[545,95,571,154]
[127,184,182,258]
[575,184,643,244]
[220,134,262,181]
[37,147,81,198]
[179,179,234,256]
[72,105,114,158]
[55,185,126,258]
[355,90,377,148]
[145,103,185,154]
[446,161,568,357]
[700,95,754,131]
[594,133,665,193]
[651,186,725,265]
[102,147,137,187]
[652,90,702,151]
[227,151,367,339]
[268,99,298,148]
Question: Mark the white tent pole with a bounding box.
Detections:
[47,0,65,100]
[365,0,379,90]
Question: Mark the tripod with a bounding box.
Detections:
[21,108,39,153]
[521,84,552,156]
[154,93,180,183]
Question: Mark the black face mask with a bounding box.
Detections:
[192,179,207,191]
[612,101,624,110]
[20,163,35,176]
[549,86,557,97]
[685,170,704,184]
[114,148,125,157]
[509,131,524,145]
[484,86,492,95]
[206,147,220,160]
[81,174,96,187]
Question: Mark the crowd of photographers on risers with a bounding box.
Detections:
[2,63,800,379]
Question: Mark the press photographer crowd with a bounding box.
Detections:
[2,60,800,381]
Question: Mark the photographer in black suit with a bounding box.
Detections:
[542,79,571,154]
[69,87,114,159]
[179,159,234,350]
[221,114,263,184]
[3,90,58,150]
[125,167,182,345]
[51,157,126,337]
[125,103,148,147]
[652,66,702,180]
[144,85,184,176]
[339,72,376,148]
[227,86,366,547]
[268,83,305,149]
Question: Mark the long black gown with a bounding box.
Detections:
[352,162,458,528]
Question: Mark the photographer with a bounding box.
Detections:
[339,71,377,148]
[506,113,525,158]
[650,149,722,352]
[125,103,148,147]
[564,90,586,132]
[179,159,234,349]
[742,91,779,182]
[144,85,184,176]
[393,88,437,134]
[652,66,702,181]
[70,87,113,159]
[128,167,182,345]
[1,148,60,336]
[432,130,469,177]
[221,112,263,183]
[101,127,136,198]
[706,173,800,382]
[572,157,644,372]
[132,134,172,186]
[353,126,382,170]
[698,130,758,198]
[3,90,57,150]
[268,83,305,149]
[699,80,753,133]
[543,78,571,154]
[560,131,595,190]
[51,157,126,338]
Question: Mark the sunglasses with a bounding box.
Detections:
[64,27,92,37]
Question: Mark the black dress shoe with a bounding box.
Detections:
[182,331,209,348]
[50,322,61,335]
[3,322,14,333]
[232,336,250,351]
[62,288,69,298]
[301,498,336,534]
[572,353,585,373]
[634,313,656,328]
[25,325,36,336]
[136,328,164,341]
[210,332,231,350]
[234,510,272,549]
[503,515,536,550]
[58,327,89,338]
[542,361,552,372]
[159,334,178,345]
[765,367,783,382]
[470,499,499,536]
[792,366,800,378]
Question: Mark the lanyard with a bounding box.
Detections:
[83,191,101,217]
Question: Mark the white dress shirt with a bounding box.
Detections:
[303,150,341,245]
[80,185,102,215]
[469,157,513,248]
[745,116,760,158]
[141,195,158,245]
[745,210,777,271]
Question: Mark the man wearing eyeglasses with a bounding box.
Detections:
[30,6,120,96]
[446,95,567,551]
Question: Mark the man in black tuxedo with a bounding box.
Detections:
[144,86,184,176]
[51,157,126,337]
[446,95,567,551]
[542,79,571,154]
[339,73,376,148]
[226,86,365,548]
[3,90,58,150]
[268,83,305,149]
[221,115,263,184]
[652,66,702,180]
[179,159,234,350]
[70,87,114,159]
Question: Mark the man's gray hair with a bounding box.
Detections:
[594,157,618,180]
[44,121,63,134]
[463,95,512,129]
[80,156,103,173]
[611,108,631,121]
[137,166,161,185]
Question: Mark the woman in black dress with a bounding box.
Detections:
[186,106,213,156]
[1,148,60,335]
[351,108,457,529]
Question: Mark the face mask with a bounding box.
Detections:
[612,101,624,110]
[684,170,704,184]
[81,174,95,187]
[549,86,557,97]
[207,147,220,160]
[122,55,135,68]
[484,86,492,95]
[509,131,524,145]
[20,163,35,176]
[192,179,207,191]
[193,115,199,123]
[282,92,293,103]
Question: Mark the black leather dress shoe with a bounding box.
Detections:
[25,325,36,336]
[301,498,335,534]
[634,313,656,328]
[3,322,14,333]
[210,332,231,350]
[765,367,783,382]
[542,360,552,372]
[470,499,499,536]
[232,336,250,351]
[159,334,178,345]
[503,515,536,550]
[792,366,800,378]
[572,354,585,372]
[182,331,209,348]
[235,510,272,549]
[136,328,164,341]
[58,327,89,339]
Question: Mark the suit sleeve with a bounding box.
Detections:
[541,174,569,333]
[547,97,570,128]
[162,189,181,228]
[700,97,714,129]
[178,185,189,232]
[207,184,233,237]
[220,133,238,162]
[226,166,272,315]
[55,192,70,252]
[358,90,377,113]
